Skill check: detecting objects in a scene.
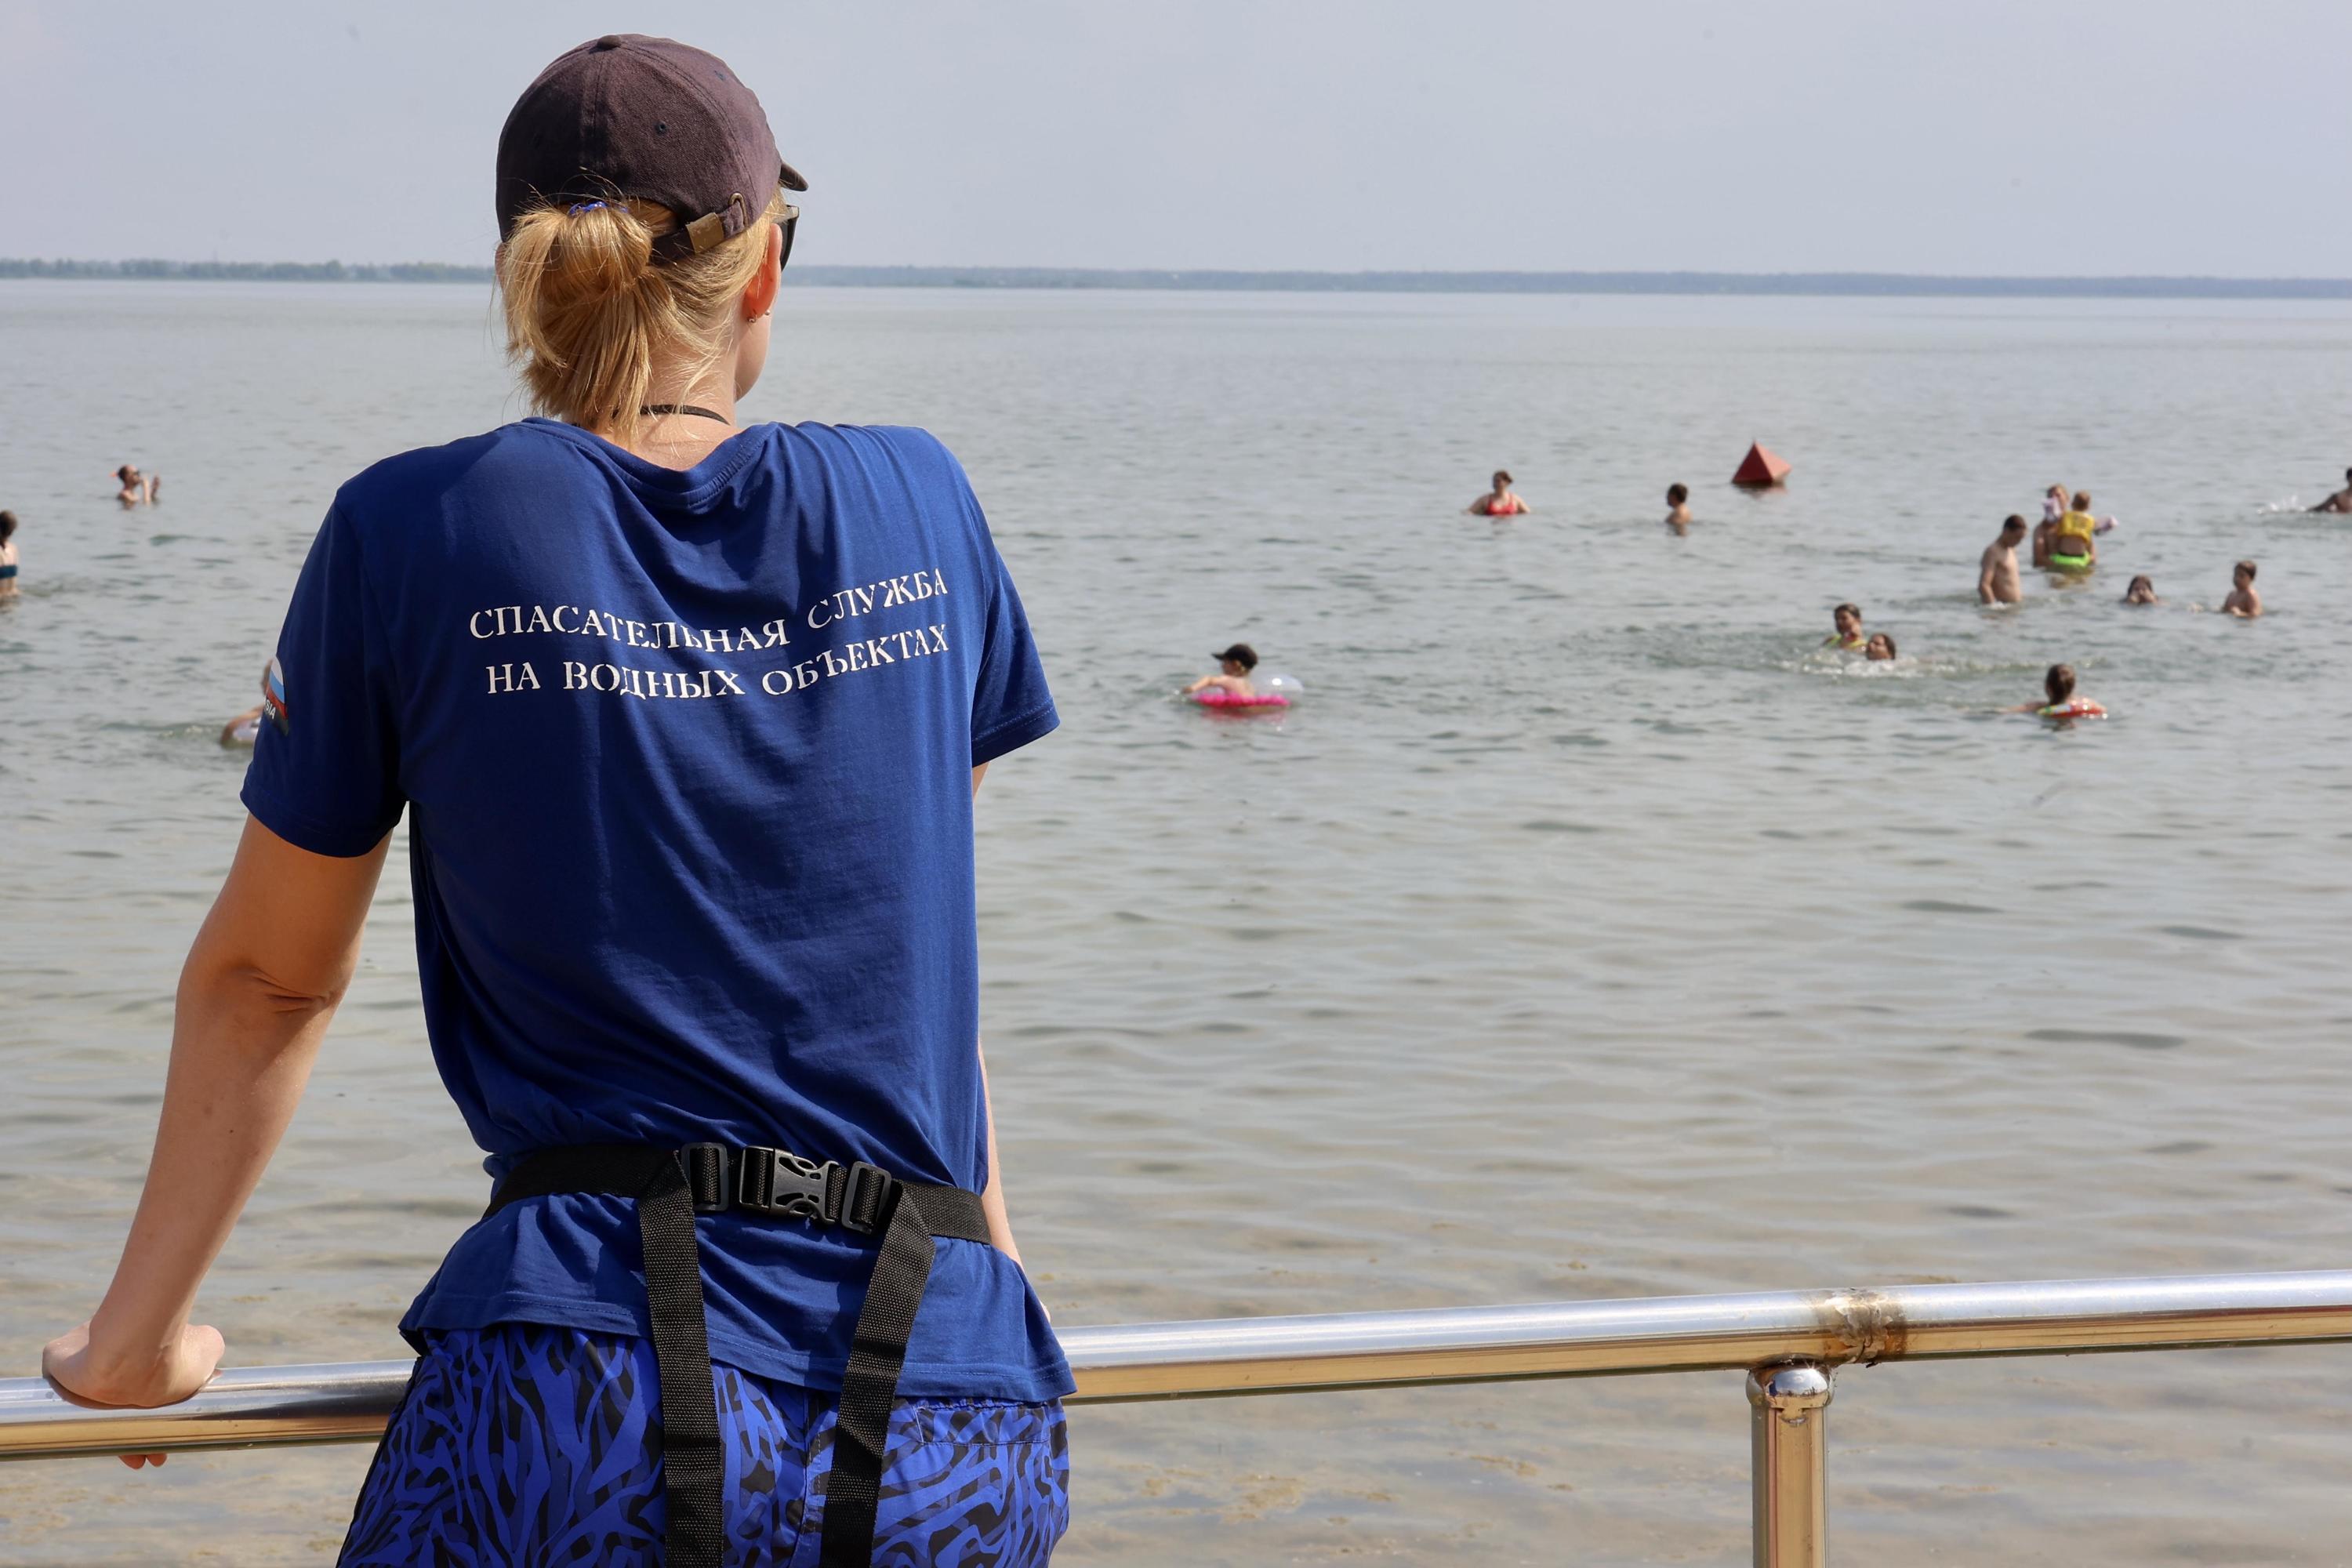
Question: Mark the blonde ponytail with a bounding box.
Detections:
[496,191,785,448]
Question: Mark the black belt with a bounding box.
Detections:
[484,1142,992,1568]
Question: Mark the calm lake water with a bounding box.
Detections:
[4,281,2350,1564]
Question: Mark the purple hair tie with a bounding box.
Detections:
[568,200,607,216]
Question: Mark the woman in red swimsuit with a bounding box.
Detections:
[1468,470,1530,516]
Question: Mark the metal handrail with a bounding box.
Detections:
[5,1269,2348,1566]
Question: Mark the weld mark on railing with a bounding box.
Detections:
[1811,1288,1907,1365]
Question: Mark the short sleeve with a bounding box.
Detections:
[241,506,407,856]
[966,520,1057,768]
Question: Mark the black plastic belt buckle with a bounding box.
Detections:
[735,1145,840,1223]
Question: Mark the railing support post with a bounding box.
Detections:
[1747,1361,1832,1568]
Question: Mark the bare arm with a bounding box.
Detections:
[43,816,387,1460]
[968,764,1028,1271]
[1977,551,1997,604]
[975,1043,1023,1267]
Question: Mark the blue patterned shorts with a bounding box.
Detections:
[339,1322,1069,1566]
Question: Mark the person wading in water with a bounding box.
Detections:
[1468,469,1530,515]
[45,33,1071,1567]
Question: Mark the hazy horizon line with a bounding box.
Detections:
[5,258,2350,299]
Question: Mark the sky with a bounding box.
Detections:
[4,0,2348,276]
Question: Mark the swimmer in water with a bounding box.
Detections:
[0,510,19,597]
[2049,491,2099,571]
[1823,602,1865,650]
[1978,514,2027,605]
[1185,641,1259,698]
[115,465,146,506]
[1864,632,1896,662]
[2032,485,2065,568]
[1664,483,1691,535]
[2221,559,2263,618]
[220,706,264,747]
[2122,575,2159,605]
[1468,470,1529,517]
[2308,467,2352,514]
[2011,662,2105,720]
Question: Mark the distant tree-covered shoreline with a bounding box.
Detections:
[0,258,493,282]
[4,259,2347,299]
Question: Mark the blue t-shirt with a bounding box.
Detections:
[242,417,1070,1403]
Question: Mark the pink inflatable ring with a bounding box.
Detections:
[1191,690,1290,710]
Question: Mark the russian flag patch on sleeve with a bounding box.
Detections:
[261,656,289,735]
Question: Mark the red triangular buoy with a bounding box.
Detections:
[1732,442,1791,488]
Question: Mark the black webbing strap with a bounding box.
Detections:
[638,1160,728,1564]
[484,1143,990,1568]
[820,1181,988,1566]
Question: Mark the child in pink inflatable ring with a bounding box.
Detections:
[1185,642,1260,699]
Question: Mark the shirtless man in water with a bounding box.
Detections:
[2309,467,2352,514]
[1978,515,2027,604]
[1664,483,1692,534]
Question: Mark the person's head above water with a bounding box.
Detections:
[1212,642,1258,673]
[2234,559,2257,585]
[2124,574,2157,604]
[1491,470,1513,490]
[2045,663,2077,704]
[2001,514,2027,540]
[2071,491,2092,512]
[1865,632,1896,661]
[0,510,16,544]
[1666,483,1689,506]
[1832,603,1861,634]
[494,34,808,450]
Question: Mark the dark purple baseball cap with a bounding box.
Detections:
[495,34,807,265]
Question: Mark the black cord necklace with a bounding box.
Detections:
[640,404,731,425]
